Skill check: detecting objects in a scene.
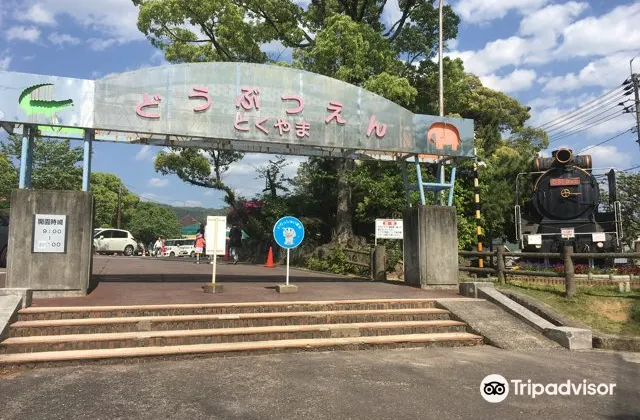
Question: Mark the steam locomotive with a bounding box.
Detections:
[515,148,623,254]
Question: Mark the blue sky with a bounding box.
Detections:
[0,0,638,208]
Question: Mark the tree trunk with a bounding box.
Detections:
[334,158,354,244]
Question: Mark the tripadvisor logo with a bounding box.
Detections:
[480,374,616,403]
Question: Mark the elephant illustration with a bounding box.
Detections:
[427,122,460,151]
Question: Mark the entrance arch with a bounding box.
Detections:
[0,63,475,295]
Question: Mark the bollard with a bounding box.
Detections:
[496,246,506,285]
[618,282,625,293]
[625,280,631,293]
[370,245,386,281]
[563,246,576,298]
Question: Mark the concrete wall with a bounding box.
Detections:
[6,190,94,297]
[403,205,459,288]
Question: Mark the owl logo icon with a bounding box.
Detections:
[282,227,296,245]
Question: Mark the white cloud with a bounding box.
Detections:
[453,0,549,24]
[148,178,169,188]
[519,2,588,37]
[0,55,10,70]
[555,3,640,58]
[48,32,80,46]
[140,192,166,203]
[381,0,402,27]
[5,25,40,42]
[579,145,633,170]
[87,38,118,51]
[543,52,634,92]
[135,145,154,161]
[480,69,537,93]
[448,36,531,75]
[10,0,144,47]
[15,3,56,25]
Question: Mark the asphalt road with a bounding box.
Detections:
[1,346,638,420]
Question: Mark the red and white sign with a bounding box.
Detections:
[561,228,575,239]
[550,178,581,187]
[375,219,404,240]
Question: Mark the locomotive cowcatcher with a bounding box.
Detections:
[515,148,623,254]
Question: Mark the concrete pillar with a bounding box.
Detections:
[6,190,95,297]
[403,205,458,288]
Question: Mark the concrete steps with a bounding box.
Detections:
[16,298,440,320]
[0,298,483,366]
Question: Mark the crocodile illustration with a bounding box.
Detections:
[18,83,74,117]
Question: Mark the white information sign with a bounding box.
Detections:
[592,232,606,242]
[526,234,542,245]
[33,214,67,253]
[204,216,227,256]
[561,228,575,239]
[375,219,404,240]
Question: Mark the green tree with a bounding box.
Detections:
[256,155,292,199]
[90,173,140,228]
[154,147,244,210]
[615,172,640,248]
[0,153,18,210]
[128,202,183,244]
[0,135,84,191]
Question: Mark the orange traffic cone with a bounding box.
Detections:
[264,247,275,268]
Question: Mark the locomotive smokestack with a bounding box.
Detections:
[554,148,573,165]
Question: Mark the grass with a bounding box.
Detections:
[497,281,640,337]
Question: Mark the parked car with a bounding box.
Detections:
[162,239,182,257]
[0,213,8,268]
[93,228,139,256]
[176,238,196,257]
[162,239,196,257]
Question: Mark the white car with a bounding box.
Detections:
[162,239,196,257]
[93,228,139,256]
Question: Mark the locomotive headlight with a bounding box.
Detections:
[597,242,604,248]
[535,245,542,249]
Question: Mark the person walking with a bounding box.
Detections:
[194,232,205,264]
[229,223,242,265]
[153,237,162,257]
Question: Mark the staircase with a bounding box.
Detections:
[0,298,483,367]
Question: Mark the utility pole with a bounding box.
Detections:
[631,56,640,149]
[116,185,122,229]
[438,0,446,205]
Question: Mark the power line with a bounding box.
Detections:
[549,112,626,144]
[621,164,640,172]
[535,86,624,130]
[544,92,628,135]
[576,128,633,154]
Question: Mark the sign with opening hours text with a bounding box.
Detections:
[32,214,67,253]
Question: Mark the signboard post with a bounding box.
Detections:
[203,215,227,294]
[32,214,67,253]
[273,216,304,293]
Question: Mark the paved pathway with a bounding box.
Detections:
[32,256,457,307]
[1,346,638,419]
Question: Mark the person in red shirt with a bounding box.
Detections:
[194,232,206,264]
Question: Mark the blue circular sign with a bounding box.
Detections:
[273,216,305,249]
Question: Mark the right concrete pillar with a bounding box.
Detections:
[403,205,459,288]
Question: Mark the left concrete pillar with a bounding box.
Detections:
[6,190,95,297]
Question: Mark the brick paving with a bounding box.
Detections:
[31,256,458,307]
